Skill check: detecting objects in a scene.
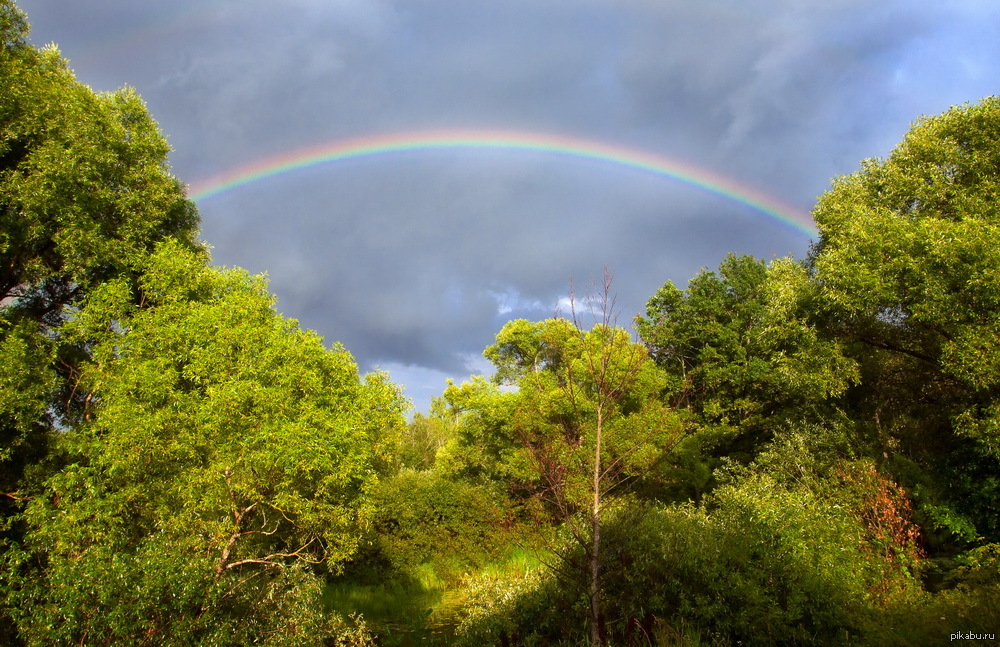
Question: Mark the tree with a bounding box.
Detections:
[399,396,457,471]
[0,3,198,326]
[1,5,199,639]
[0,0,198,524]
[636,254,857,497]
[482,273,680,646]
[810,97,1000,545]
[3,242,407,645]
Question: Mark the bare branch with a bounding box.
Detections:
[224,537,320,571]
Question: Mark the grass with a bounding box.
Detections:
[323,541,549,645]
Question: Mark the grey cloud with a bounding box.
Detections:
[16,0,999,409]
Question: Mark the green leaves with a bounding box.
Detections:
[0,2,27,51]
[8,242,408,644]
[1,50,198,306]
[637,254,857,473]
[813,99,1000,388]
[1,21,202,628]
[806,97,1000,549]
[478,318,677,503]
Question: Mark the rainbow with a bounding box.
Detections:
[187,129,818,238]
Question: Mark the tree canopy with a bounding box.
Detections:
[0,6,404,643]
[5,242,406,644]
[812,97,1000,546]
[1,0,199,602]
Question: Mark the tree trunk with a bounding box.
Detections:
[589,406,603,647]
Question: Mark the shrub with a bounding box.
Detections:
[455,473,924,646]
[366,470,511,580]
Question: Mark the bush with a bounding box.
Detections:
[453,552,570,646]
[455,473,925,646]
[365,470,511,580]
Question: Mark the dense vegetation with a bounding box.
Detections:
[1,2,998,644]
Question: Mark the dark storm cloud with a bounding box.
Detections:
[16,0,1000,409]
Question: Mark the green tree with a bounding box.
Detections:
[482,275,680,647]
[399,396,456,471]
[365,469,510,579]
[636,254,857,497]
[0,1,197,331]
[0,0,198,518]
[3,242,407,645]
[455,469,921,647]
[1,4,198,639]
[433,375,529,490]
[810,97,1000,545]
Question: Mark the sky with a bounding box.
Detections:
[17,0,1000,413]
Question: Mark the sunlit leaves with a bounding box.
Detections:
[477,318,679,509]
[1,14,200,624]
[0,48,198,306]
[637,254,857,468]
[9,242,408,644]
[807,97,1000,551]
[814,97,1000,402]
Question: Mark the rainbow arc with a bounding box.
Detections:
[187,129,817,238]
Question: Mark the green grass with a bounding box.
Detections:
[323,540,550,645]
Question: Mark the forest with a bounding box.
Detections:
[1,1,998,644]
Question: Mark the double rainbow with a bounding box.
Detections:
[187,129,817,238]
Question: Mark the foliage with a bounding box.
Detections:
[947,544,1000,615]
[0,0,197,342]
[366,469,512,579]
[862,543,1000,644]
[327,614,379,647]
[1,5,201,640]
[747,425,925,577]
[636,255,857,499]
[433,375,527,489]
[686,475,920,644]
[482,276,684,646]
[456,478,923,646]
[5,7,1000,643]
[485,317,678,505]
[454,559,558,647]
[2,242,407,645]
[0,0,27,50]
[811,97,1000,546]
[399,395,458,471]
